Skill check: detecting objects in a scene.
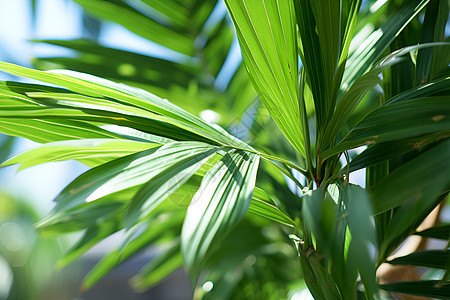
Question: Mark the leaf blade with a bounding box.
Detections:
[225,0,304,156]
[181,150,260,281]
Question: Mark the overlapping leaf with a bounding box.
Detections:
[248,187,295,227]
[0,62,250,149]
[0,60,266,290]
[2,1,449,298]
[369,141,450,261]
[415,0,449,85]
[321,43,450,154]
[322,96,450,160]
[33,0,239,117]
[182,150,259,280]
[225,0,305,157]
[123,146,218,227]
[346,130,450,173]
[49,142,218,213]
[369,140,450,215]
[296,0,361,135]
[342,0,430,88]
[33,39,199,88]
[72,0,195,55]
[341,184,377,299]
[301,183,377,299]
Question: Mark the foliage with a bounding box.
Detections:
[1,0,449,299]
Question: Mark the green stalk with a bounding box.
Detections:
[299,69,315,179]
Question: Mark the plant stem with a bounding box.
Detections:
[299,69,315,179]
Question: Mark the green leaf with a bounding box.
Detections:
[123,147,218,227]
[51,141,216,213]
[321,43,450,156]
[415,224,450,240]
[202,17,235,77]
[342,0,431,88]
[320,69,382,151]
[302,187,336,255]
[248,187,295,227]
[380,280,450,299]
[24,91,224,146]
[0,62,249,149]
[298,246,342,300]
[370,141,450,261]
[181,150,260,281]
[387,250,449,269]
[100,125,175,144]
[72,0,194,55]
[309,0,341,122]
[415,0,449,85]
[386,75,450,105]
[347,130,450,173]
[293,0,325,131]
[0,118,119,144]
[225,0,305,157]
[37,199,125,234]
[139,0,189,27]
[369,140,450,214]
[322,96,450,160]
[0,81,120,142]
[0,106,209,145]
[33,39,199,88]
[301,184,353,299]
[1,138,156,170]
[342,184,377,299]
[260,156,306,189]
[306,0,361,132]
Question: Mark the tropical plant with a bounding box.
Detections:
[0,0,449,299]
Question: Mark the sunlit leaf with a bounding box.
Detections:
[248,187,295,227]
[51,142,216,213]
[2,138,156,169]
[123,147,218,227]
[225,0,305,157]
[342,0,430,88]
[181,150,259,281]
